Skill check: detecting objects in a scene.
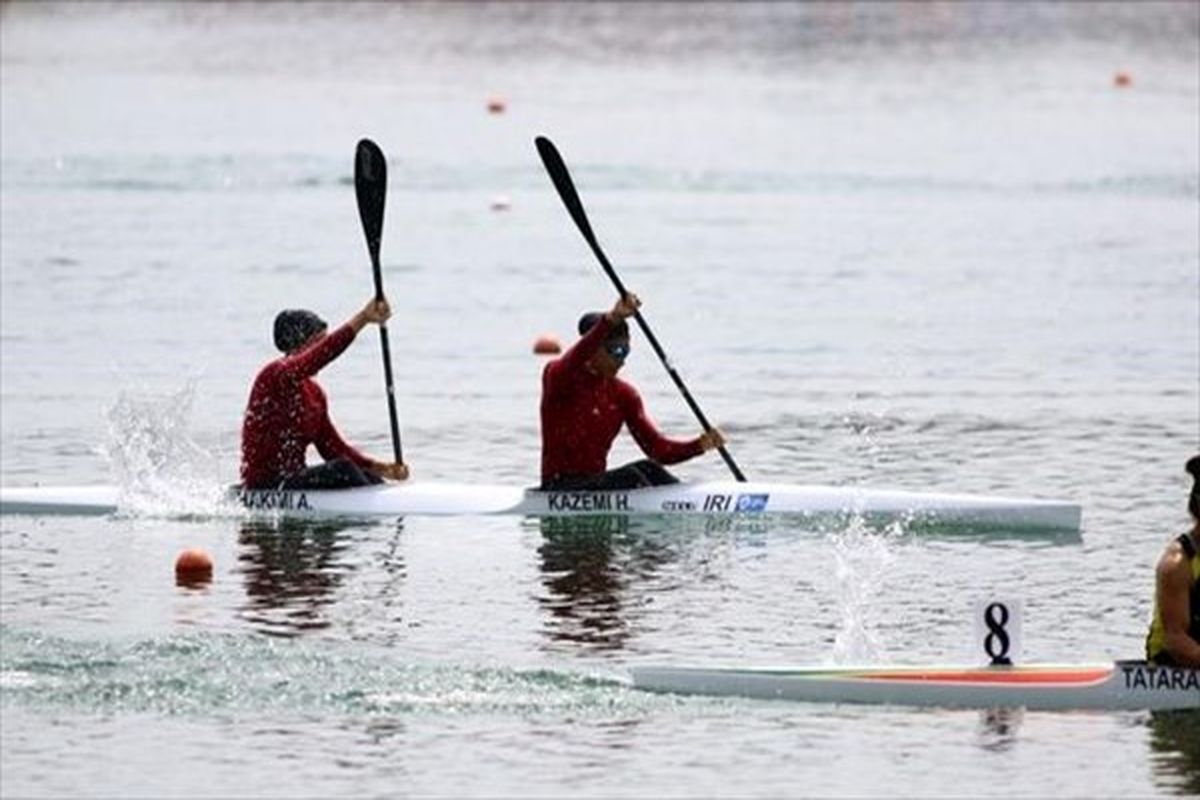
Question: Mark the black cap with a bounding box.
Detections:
[578,311,629,340]
[274,309,327,353]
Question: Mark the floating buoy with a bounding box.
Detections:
[1113,71,1132,88]
[487,96,507,114]
[533,334,562,355]
[175,548,213,585]
[490,194,512,212]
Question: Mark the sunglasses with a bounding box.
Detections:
[605,342,630,361]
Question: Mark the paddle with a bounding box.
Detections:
[534,135,746,482]
[354,138,403,464]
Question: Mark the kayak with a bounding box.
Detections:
[0,480,1081,530]
[0,481,1081,529]
[629,661,1200,711]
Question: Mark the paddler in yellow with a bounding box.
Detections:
[1145,455,1200,667]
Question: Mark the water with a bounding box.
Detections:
[2,2,1198,796]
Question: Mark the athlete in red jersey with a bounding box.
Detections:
[540,292,725,490]
[240,298,409,490]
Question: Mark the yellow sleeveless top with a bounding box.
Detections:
[1145,531,1200,664]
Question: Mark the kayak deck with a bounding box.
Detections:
[629,661,1200,711]
[0,480,1081,531]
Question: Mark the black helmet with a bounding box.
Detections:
[577,311,629,340]
[273,309,327,353]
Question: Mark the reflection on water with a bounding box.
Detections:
[533,515,781,653]
[535,516,639,652]
[977,707,1024,751]
[895,518,1085,545]
[534,516,684,653]
[237,518,365,637]
[1148,711,1200,795]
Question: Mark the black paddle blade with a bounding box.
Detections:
[535,135,600,248]
[355,139,387,283]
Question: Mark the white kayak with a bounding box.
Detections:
[0,480,1081,530]
[630,661,1200,711]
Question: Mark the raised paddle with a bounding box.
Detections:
[354,138,403,464]
[534,135,746,482]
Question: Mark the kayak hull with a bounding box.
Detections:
[630,661,1200,711]
[0,481,1081,530]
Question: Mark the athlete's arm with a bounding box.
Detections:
[283,324,356,378]
[621,384,706,465]
[313,412,374,471]
[282,298,391,379]
[544,294,640,396]
[1157,550,1200,667]
[311,404,410,482]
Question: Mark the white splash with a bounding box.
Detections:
[829,518,904,664]
[102,382,226,516]
[0,669,42,689]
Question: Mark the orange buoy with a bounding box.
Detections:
[533,334,563,355]
[175,548,213,585]
[1113,71,1132,88]
[487,96,507,114]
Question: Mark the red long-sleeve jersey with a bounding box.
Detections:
[240,324,373,488]
[540,316,703,484]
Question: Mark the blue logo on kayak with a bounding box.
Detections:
[735,494,769,512]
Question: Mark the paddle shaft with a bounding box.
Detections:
[587,236,745,482]
[535,136,746,482]
[355,139,403,465]
[371,257,403,465]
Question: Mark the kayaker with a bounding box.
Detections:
[240,298,409,490]
[539,291,725,490]
[1145,455,1200,667]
